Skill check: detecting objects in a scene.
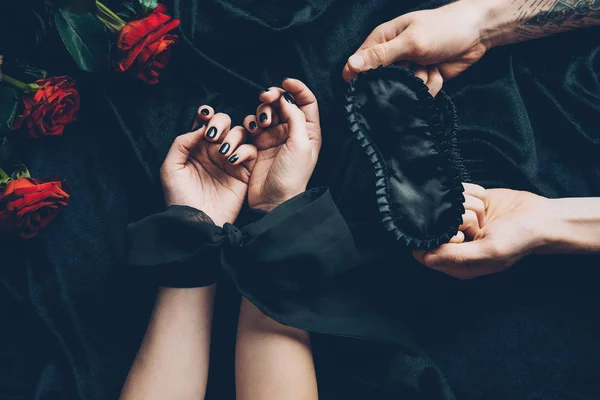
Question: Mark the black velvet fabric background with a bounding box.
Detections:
[1,0,600,399]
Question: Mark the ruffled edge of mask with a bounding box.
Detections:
[345,65,468,249]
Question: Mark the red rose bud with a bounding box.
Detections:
[13,76,80,139]
[0,177,70,239]
[114,4,180,84]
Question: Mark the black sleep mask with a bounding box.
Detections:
[345,66,469,250]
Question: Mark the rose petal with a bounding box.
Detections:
[118,11,171,51]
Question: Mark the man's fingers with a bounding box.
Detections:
[343,16,411,82]
[463,194,485,229]
[463,183,486,202]
[426,66,443,97]
[414,241,490,270]
[413,65,428,84]
[344,33,415,81]
[449,231,465,244]
[459,209,480,240]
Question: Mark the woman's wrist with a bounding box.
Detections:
[165,199,237,227]
[251,188,307,213]
[239,297,308,338]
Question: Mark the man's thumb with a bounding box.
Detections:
[348,37,410,73]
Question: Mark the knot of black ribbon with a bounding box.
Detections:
[127,188,357,289]
[222,223,243,248]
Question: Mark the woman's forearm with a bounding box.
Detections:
[120,286,216,400]
[476,0,600,47]
[235,297,318,400]
[539,197,600,254]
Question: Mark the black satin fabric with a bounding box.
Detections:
[2,0,600,399]
[346,66,467,248]
[127,205,225,288]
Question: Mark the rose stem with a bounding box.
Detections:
[1,74,27,91]
[96,1,127,30]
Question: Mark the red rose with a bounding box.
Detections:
[114,4,180,84]
[13,76,80,139]
[0,178,70,239]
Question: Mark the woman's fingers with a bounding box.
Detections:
[463,194,485,228]
[192,105,214,130]
[164,128,205,168]
[205,112,231,143]
[281,78,320,129]
[256,103,279,128]
[278,94,308,145]
[218,126,247,158]
[243,115,263,135]
[227,144,257,167]
[259,86,286,105]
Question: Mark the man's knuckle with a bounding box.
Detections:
[410,39,430,59]
[484,242,502,258]
[371,44,389,65]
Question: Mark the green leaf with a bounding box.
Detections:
[11,164,31,180]
[21,66,48,81]
[0,167,11,188]
[139,0,158,15]
[0,83,20,133]
[117,2,138,20]
[54,9,110,73]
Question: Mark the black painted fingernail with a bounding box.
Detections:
[219,142,230,154]
[228,154,239,164]
[259,113,268,123]
[201,108,210,115]
[249,121,257,130]
[283,92,295,104]
[206,127,217,139]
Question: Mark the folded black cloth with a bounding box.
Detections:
[127,188,358,290]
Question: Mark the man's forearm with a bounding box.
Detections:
[539,197,600,254]
[478,0,600,47]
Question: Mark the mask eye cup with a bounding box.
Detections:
[346,66,469,250]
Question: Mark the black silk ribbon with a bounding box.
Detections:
[127,187,358,289]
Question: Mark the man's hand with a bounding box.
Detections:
[343,0,600,91]
[413,188,550,279]
[342,1,488,87]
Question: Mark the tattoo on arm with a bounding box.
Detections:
[514,0,600,41]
